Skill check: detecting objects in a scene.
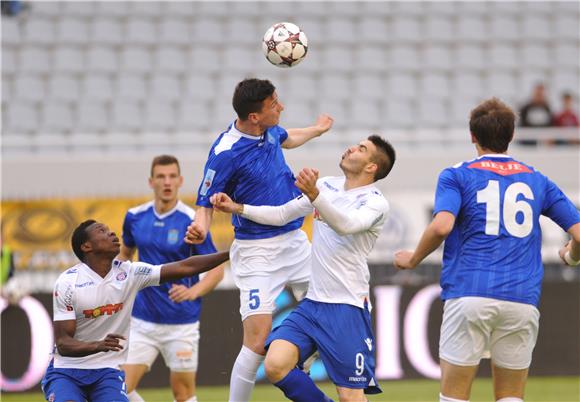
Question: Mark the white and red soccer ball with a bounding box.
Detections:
[262,22,308,68]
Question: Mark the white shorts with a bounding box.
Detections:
[231,229,311,320]
[125,317,200,372]
[439,297,540,370]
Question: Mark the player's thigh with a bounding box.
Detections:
[124,317,161,371]
[310,301,380,393]
[335,386,366,402]
[236,273,285,321]
[490,301,539,370]
[120,364,148,393]
[158,322,200,373]
[492,364,528,400]
[440,359,479,401]
[439,297,495,367]
[42,375,87,402]
[90,369,128,402]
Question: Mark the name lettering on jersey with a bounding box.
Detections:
[467,161,532,176]
[167,229,179,244]
[200,169,216,196]
[75,281,95,288]
[323,182,339,192]
[83,303,124,318]
[135,266,152,275]
[116,272,127,281]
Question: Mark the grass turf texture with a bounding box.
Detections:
[2,377,579,401]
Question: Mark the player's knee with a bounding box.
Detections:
[264,354,291,383]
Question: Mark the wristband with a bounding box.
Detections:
[564,250,580,266]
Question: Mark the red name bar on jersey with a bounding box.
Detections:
[467,161,532,176]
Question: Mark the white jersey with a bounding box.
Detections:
[243,176,389,309]
[52,259,161,369]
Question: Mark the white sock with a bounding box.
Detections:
[174,397,197,402]
[128,390,146,402]
[496,398,523,402]
[228,346,265,402]
[440,393,469,402]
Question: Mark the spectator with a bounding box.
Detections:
[1,1,24,16]
[553,92,579,127]
[519,83,553,128]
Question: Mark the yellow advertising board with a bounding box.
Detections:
[1,197,312,271]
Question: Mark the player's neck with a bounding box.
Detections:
[235,119,262,137]
[154,198,178,215]
[344,174,373,191]
[84,256,113,278]
[476,147,507,157]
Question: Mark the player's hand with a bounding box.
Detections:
[313,114,334,136]
[184,222,206,244]
[394,250,417,270]
[559,240,571,264]
[96,333,126,352]
[296,168,320,202]
[169,284,199,303]
[210,192,241,214]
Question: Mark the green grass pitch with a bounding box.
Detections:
[2,377,579,401]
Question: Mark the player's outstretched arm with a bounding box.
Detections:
[54,319,125,357]
[282,114,334,149]
[394,211,455,270]
[160,251,229,283]
[559,222,580,266]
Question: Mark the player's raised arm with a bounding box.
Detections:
[282,114,334,149]
[211,191,314,226]
[54,319,125,357]
[185,206,213,244]
[160,250,229,283]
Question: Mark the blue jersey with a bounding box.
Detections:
[122,200,217,324]
[434,154,580,307]
[196,122,304,240]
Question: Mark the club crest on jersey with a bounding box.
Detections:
[116,272,127,281]
[200,169,216,196]
[468,161,532,176]
[167,229,179,244]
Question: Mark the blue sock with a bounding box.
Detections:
[274,368,334,402]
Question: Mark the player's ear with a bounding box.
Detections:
[247,112,259,124]
[80,241,92,254]
[177,175,184,188]
[148,177,154,189]
[365,162,378,176]
[470,132,477,144]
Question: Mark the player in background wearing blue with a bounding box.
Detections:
[42,220,228,402]
[119,155,224,402]
[210,135,396,402]
[394,98,580,402]
[185,78,333,402]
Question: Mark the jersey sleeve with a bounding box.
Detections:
[53,278,76,321]
[193,231,218,255]
[433,168,462,217]
[274,125,289,144]
[129,262,162,290]
[121,212,135,248]
[242,194,314,226]
[312,192,389,235]
[542,178,580,231]
[196,151,236,208]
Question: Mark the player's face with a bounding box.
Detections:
[256,92,284,128]
[339,140,378,175]
[149,163,183,204]
[85,222,121,255]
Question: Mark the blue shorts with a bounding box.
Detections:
[266,298,381,394]
[41,359,128,402]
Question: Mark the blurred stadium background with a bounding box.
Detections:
[1,1,579,401]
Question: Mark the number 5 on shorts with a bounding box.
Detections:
[249,289,260,310]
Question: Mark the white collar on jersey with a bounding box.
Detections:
[230,120,263,141]
[477,154,512,159]
[152,200,184,220]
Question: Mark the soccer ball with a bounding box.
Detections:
[262,22,308,68]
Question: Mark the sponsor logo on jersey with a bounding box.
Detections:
[323,182,339,192]
[467,161,532,176]
[349,376,368,382]
[116,271,127,281]
[112,260,121,268]
[167,229,179,244]
[75,281,95,288]
[135,265,152,275]
[65,268,78,274]
[200,169,216,196]
[83,302,123,318]
[153,221,165,227]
